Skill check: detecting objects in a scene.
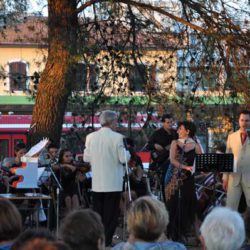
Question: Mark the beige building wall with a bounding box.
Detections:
[0,46,177,96]
[93,50,177,96]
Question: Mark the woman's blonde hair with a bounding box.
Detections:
[127,196,169,241]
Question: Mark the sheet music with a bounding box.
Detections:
[25,138,49,158]
[37,167,51,186]
[38,167,45,181]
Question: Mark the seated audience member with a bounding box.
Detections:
[60,209,105,250]
[0,198,22,250]
[112,196,186,250]
[200,207,245,250]
[11,228,55,250]
[18,239,70,250]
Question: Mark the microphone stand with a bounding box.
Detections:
[46,164,63,236]
[177,139,187,242]
[122,144,132,241]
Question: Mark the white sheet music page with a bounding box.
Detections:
[22,138,49,160]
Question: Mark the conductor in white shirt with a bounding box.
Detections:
[84,110,130,247]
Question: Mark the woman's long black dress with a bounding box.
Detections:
[166,145,197,241]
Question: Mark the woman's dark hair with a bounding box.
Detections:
[17,239,69,250]
[0,198,22,242]
[58,149,71,164]
[11,228,55,250]
[178,121,197,138]
[14,142,26,153]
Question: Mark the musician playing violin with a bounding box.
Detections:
[53,149,79,214]
[3,142,26,168]
[2,142,27,192]
[126,138,147,197]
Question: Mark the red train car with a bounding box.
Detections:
[0,114,160,158]
[0,115,88,158]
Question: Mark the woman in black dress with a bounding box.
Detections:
[164,121,202,242]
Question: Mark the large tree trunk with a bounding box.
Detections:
[28,0,78,146]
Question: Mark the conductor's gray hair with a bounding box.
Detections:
[200,207,245,250]
[99,110,117,126]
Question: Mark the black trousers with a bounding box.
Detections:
[92,191,121,246]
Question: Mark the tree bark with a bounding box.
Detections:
[28,0,78,146]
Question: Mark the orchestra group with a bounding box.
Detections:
[1,109,250,250]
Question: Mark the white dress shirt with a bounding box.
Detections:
[84,127,130,192]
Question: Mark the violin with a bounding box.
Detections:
[72,161,91,173]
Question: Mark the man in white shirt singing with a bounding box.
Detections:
[223,110,250,211]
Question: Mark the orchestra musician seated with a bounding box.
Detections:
[2,142,27,192]
[53,149,80,215]
[120,138,147,215]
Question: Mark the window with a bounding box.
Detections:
[129,64,148,92]
[0,139,9,159]
[200,67,217,90]
[224,67,250,90]
[147,65,158,92]
[177,66,196,91]
[73,63,99,92]
[177,66,217,91]
[9,61,28,91]
[89,64,99,91]
[73,63,87,91]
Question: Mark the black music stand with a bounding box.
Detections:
[195,153,234,214]
[195,153,234,172]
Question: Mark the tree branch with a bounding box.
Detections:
[77,0,206,33]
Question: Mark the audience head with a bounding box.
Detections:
[0,198,22,244]
[177,121,196,138]
[200,207,245,250]
[11,228,55,250]
[60,209,105,250]
[127,196,169,242]
[99,110,117,127]
[18,239,69,250]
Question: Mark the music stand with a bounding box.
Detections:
[195,153,234,172]
[195,153,234,213]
